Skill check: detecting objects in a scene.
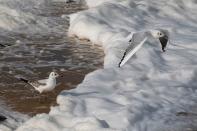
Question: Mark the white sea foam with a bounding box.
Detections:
[0,0,39,31]
[0,0,64,33]
[16,0,197,130]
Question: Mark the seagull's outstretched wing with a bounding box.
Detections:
[119,33,147,67]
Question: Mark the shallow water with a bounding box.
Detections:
[0,1,104,116]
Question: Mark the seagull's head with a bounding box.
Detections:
[49,72,59,79]
[151,30,165,38]
[150,30,169,52]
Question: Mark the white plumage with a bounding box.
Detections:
[20,72,60,93]
[119,29,169,67]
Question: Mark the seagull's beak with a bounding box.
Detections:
[58,73,64,77]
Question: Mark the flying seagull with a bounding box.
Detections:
[119,29,169,67]
[19,72,60,94]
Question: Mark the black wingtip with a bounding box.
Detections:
[162,47,166,52]
[19,78,29,83]
[118,63,121,68]
[159,35,168,52]
[118,49,128,68]
[0,115,7,122]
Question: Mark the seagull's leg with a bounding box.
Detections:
[41,93,50,103]
[41,90,57,102]
[38,94,46,103]
[32,89,39,97]
[52,89,57,96]
[44,95,48,101]
[26,85,37,97]
[38,96,42,103]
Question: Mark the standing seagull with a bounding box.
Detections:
[19,72,60,93]
[119,29,169,67]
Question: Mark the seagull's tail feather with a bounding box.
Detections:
[0,115,7,122]
[19,78,29,83]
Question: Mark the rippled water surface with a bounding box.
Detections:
[0,1,104,116]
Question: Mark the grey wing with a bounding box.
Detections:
[127,32,147,52]
[119,33,146,67]
[29,80,46,88]
[37,79,47,84]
